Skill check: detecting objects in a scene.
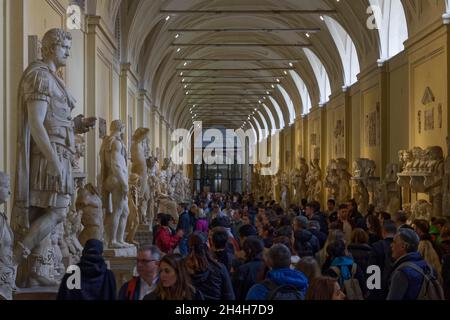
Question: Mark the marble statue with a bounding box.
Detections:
[11,29,96,272]
[398,145,444,216]
[443,137,450,216]
[27,233,59,287]
[146,156,159,226]
[306,159,322,202]
[278,172,289,210]
[352,158,376,179]
[298,158,309,200]
[156,157,178,223]
[63,209,83,263]
[290,168,301,204]
[325,159,339,201]
[72,134,86,172]
[409,200,432,223]
[131,128,150,225]
[76,182,104,246]
[100,120,133,248]
[290,158,309,204]
[353,179,369,215]
[0,172,16,300]
[126,173,140,246]
[384,163,401,215]
[336,158,352,204]
[423,146,444,216]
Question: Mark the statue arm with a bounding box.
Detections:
[27,100,61,177]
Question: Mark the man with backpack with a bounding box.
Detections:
[387,228,444,300]
[245,244,308,300]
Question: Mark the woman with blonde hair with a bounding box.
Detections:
[316,229,345,269]
[418,240,442,283]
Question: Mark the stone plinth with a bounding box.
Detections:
[104,246,137,258]
[13,287,58,300]
[104,255,137,295]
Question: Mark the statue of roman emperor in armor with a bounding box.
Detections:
[12,28,96,265]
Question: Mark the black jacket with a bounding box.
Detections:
[311,212,328,235]
[232,256,266,300]
[347,243,372,275]
[310,229,327,249]
[57,239,116,301]
[366,237,394,300]
[191,261,235,300]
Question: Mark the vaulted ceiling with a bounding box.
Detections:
[92,0,446,133]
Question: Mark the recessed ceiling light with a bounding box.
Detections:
[176,48,181,53]
[289,63,293,67]
[320,16,324,21]
[165,15,171,21]
[175,33,179,38]
[284,70,288,75]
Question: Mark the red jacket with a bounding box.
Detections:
[155,226,181,254]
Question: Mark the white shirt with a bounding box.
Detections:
[139,276,158,300]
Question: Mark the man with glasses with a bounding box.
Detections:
[118,245,162,300]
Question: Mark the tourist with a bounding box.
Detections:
[308,220,327,249]
[194,208,209,234]
[387,228,443,300]
[177,203,191,257]
[337,204,353,244]
[327,199,338,223]
[246,244,308,300]
[439,224,450,299]
[144,254,203,300]
[393,211,413,230]
[296,256,321,283]
[186,232,235,300]
[347,228,372,274]
[305,201,328,235]
[155,214,184,254]
[232,236,266,300]
[347,199,365,230]
[119,245,161,300]
[305,277,346,300]
[211,228,234,272]
[322,240,366,298]
[57,239,116,300]
[367,220,397,300]
[366,214,382,245]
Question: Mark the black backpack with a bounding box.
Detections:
[262,279,304,300]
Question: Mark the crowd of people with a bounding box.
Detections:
[57,193,450,301]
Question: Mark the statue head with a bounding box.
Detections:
[85,183,100,197]
[41,28,72,68]
[110,120,125,138]
[132,127,150,142]
[0,171,10,205]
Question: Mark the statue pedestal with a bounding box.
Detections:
[104,255,137,294]
[13,286,59,300]
[133,224,153,246]
[104,246,137,258]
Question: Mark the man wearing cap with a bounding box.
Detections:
[387,228,440,300]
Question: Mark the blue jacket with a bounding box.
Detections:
[246,268,308,300]
[387,252,433,300]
